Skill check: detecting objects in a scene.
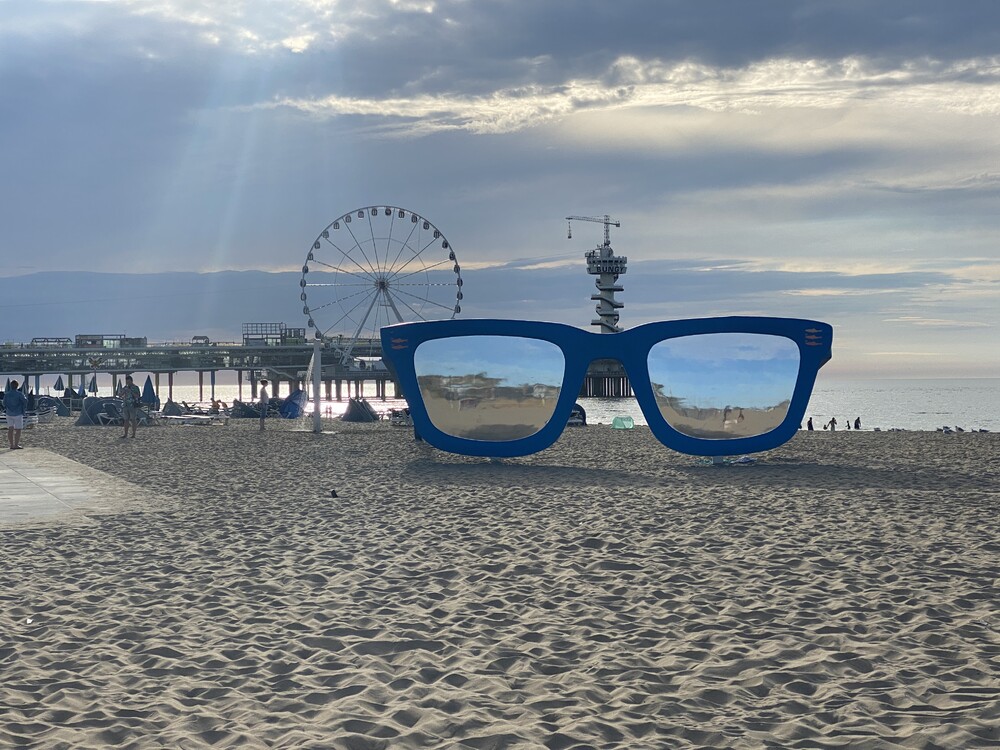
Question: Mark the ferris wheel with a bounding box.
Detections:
[300,206,464,363]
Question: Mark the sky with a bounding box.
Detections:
[1,0,998,378]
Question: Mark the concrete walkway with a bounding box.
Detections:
[0,448,121,526]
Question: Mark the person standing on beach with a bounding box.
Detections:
[807,417,814,431]
[829,417,838,431]
[4,380,28,450]
[854,417,862,430]
[258,379,269,431]
[118,374,142,438]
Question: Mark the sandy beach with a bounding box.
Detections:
[1,418,998,749]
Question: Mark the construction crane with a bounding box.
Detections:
[565,213,627,333]
[566,214,620,246]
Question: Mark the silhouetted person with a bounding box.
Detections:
[4,381,28,449]
[854,417,861,430]
[118,374,141,438]
[258,379,269,431]
[807,417,814,431]
[828,417,838,431]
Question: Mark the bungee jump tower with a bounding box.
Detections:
[566,214,627,333]
[566,214,632,397]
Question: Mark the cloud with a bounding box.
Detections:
[865,351,946,357]
[35,2,1000,70]
[260,55,1000,136]
[263,83,632,135]
[883,316,992,329]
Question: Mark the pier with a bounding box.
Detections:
[579,359,632,398]
[0,336,397,403]
[2,337,633,402]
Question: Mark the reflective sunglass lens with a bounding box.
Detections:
[413,336,565,441]
[647,333,800,439]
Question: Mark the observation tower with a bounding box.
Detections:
[566,214,627,333]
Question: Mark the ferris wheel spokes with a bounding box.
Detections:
[300,205,463,358]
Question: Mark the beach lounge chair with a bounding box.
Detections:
[96,401,124,426]
[389,408,413,427]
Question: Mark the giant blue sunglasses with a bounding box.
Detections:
[381,317,832,458]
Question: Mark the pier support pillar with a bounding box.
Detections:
[168,372,174,401]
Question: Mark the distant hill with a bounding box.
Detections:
[0,271,304,344]
[0,265,597,344]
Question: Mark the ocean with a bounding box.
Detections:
[68,376,997,433]
[579,378,999,433]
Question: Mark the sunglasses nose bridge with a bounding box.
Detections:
[595,329,633,361]
[572,332,635,379]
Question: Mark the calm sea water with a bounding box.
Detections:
[807,378,998,432]
[577,378,999,433]
[67,377,997,433]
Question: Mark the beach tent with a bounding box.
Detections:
[161,400,183,416]
[228,401,260,419]
[36,395,70,417]
[341,397,379,423]
[279,388,307,419]
[75,397,120,426]
[141,376,158,409]
[53,376,64,392]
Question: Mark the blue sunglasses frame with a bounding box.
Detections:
[381,317,832,458]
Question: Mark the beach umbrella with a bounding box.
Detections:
[141,375,157,407]
[117,378,123,394]
[77,380,86,398]
[53,376,64,392]
[4,378,9,391]
[88,375,98,394]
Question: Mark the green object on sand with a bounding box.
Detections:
[611,416,634,429]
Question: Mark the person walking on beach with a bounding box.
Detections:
[807,417,814,431]
[828,417,838,431]
[854,417,861,430]
[118,374,141,438]
[258,379,269,431]
[4,380,28,450]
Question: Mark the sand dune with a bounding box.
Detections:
[1,419,998,748]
